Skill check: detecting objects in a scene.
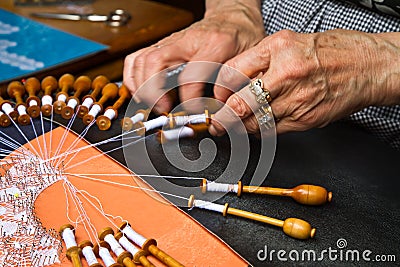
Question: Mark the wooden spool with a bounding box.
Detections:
[119,222,184,267]
[240,183,332,206]
[188,195,316,240]
[96,84,131,131]
[61,76,92,119]
[54,73,75,115]
[78,75,109,118]
[59,224,83,267]
[121,109,150,131]
[24,77,41,118]
[78,240,102,267]
[7,81,30,125]
[93,240,124,267]
[114,232,155,267]
[0,96,17,125]
[40,76,58,116]
[82,83,118,125]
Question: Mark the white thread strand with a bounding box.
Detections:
[88,104,102,117]
[57,94,67,102]
[41,95,53,106]
[174,114,207,126]
[162,126,194,141]
[28,99,38,107]
[143,116,168,131]
[17,105,27,115]
[67,98,78,109]
[61,227,77,248]
[118,235,140,255]
[206,182,238,193]
[104,234,125,256]
[82,246,99,265]
[81,98,94,108]
[99,246,117,267]
[130,112,145,124]
[193,199,225,213]
[2,103,14,115]
[122,224,147,248]
[104,109,116,120]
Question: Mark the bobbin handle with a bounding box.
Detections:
[146,242,184,267]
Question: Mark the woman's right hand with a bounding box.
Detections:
[123,0,265,113]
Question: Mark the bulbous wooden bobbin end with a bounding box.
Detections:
[18,113,31,126]
[121,117,134,131]
[77,105,89,118]
[41,104,53,117]
[0,114,11,127]
[96,115,112,131]
[282,218,316,240]
[53,100,66,115]
[27,105,41,119]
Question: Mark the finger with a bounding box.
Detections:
[123,47,148,96]
[214,40,271,102]
[209,83,260,136]
[177,60,221,113]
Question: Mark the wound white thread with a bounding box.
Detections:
[81,98,94,109]
[67,98,78,109]
[104,234,125,256]
[28,99,38,107]
[99,246,117,267]
[57,94,67,102]
[206,181,238,193]
[2,103,14,115]
[88,104,102,117]
[162,126,194,141]
[143,115,168,131]
[103,109,116,120]
[0,110,4,116]
[82,246,99,266]
[118,235,140,255]
[17,105,27,115]
[174,114,207,126]
[61,228,77,248]
[41,95,53,106]
[130,112,145,124]
[121,224,147,248]
[193,199,225,213]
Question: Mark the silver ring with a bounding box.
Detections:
[257,105,274,129]
[249,79,272,104]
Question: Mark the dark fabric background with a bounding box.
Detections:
[2,111,399,266]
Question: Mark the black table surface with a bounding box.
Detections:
[2,112,399,267]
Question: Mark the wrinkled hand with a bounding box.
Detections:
[210,29,400,136]
[123,1,265,113]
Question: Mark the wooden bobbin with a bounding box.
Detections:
[7,81,30,125]
[82,83,118,125]
[59,224,83,267]
[54,73,75,115]
[188,195,316,240]
[78,75,109,118]
[0,96,16,126]
[121,108,150,131]
[96,84,131,131]
[78,240,102,267]
[94,241,123,267]
[99,227,137,267]
[169,109,212,128]
[24,77,41,118]
[240,183,332,206]
[119,222,184,267]
[40,76,58,116]
[114,232,155,267]
[62,75,92,119]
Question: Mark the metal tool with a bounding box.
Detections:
[31,8,131,27]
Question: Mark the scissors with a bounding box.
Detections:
[31,9,131,27]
